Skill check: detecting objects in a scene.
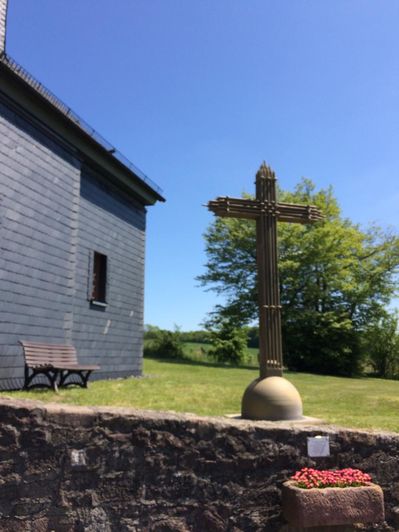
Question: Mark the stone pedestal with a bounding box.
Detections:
[241,376,303,420]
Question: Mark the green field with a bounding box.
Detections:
[3,357,399,433]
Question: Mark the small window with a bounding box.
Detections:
[91,251,107,303]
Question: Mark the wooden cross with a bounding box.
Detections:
[207,163,323,379]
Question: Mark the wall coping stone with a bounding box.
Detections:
[0,395,397,440]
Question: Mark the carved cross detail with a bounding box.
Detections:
[207,163,323,379]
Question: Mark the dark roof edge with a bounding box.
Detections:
[0,52,165,204]
[0,0,7,54]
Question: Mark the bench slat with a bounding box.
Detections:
[21,341,75,347]
[57,365,100,370]
[24,350,76,355]
[24,349,76,354]
[25,355,79,362]
[25,351,76,358]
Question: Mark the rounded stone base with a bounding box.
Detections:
[241,376,303,421]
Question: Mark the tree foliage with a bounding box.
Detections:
[144,326,185,359]
[198,179,399,376]
[364,311,399,379]
[207,319,248,365]
[144,325,211,344]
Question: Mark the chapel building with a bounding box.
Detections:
[0,0,164,389]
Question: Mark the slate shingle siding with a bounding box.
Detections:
[0,98,80,388]
[0,96,146,388]
[72,170,146,380]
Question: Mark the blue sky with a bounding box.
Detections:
[6,1,399,330]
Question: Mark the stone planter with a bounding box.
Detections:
[282,480,385,528]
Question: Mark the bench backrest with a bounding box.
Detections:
[20,341,78,367]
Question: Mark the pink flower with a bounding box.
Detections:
[290,468,372,489]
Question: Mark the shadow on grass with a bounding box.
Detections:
[144,354,259,371]
[8,387,76,396]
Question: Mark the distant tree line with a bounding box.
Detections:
[144,325,211,344]
[144,317,399,379]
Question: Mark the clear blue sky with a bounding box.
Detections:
[6,1,399,330]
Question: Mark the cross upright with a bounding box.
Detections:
[207,163,323,380]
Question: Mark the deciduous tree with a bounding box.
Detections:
[199,179,399,375]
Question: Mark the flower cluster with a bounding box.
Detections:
[291,468,372,489]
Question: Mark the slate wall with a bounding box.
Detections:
[72,169,146,379]
[0,397,397,531]
[0,96,81,389]
[0,94,146,388]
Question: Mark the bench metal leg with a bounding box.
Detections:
[50,371,59,392]
[23,365,30,390]
[24,366,59,392]
[59,370,92,388]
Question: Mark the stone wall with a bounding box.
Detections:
[0,397,398,531]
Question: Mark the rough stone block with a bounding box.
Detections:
[282,480,385,528]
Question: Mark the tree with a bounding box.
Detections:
[364,311,399,379]
[144,324,162,341]
[144,326,185,359]
[198,179,399,376]
[207,318,248,365]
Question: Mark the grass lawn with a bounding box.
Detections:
[3,357,399,433]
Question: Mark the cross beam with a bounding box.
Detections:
[208,197,324,224]
[207,163,323,379]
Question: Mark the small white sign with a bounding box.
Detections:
[71,449,87,466]
[307,435,330,457]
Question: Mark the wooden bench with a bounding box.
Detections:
[20,341,100,391]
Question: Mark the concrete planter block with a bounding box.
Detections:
[282,480,385,528]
